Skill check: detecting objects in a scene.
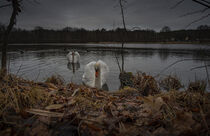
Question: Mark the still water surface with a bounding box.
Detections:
[4,43,210,91]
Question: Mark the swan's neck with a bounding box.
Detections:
[95,72,101,89]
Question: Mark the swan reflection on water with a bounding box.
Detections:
[67,62,80,73]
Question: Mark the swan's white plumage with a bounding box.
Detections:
[82,60,109,89]
[66,51,80,63]
[82,61,96,87]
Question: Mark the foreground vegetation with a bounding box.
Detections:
[0,72,210,136]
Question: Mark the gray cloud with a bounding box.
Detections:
[0,0,209,31]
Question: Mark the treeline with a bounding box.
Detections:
[0,24,210,43]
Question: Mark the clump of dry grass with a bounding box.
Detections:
[0,72,50,117]
[187,80,206,94]
[119,72,160,96]
[133,72,160,96]
[159,75,183,91]
[114,86,140,96]
[119,72,135,88]
[45,75,64,86]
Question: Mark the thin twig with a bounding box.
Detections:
[0,4,12,8]
[35,69,41,81]
[16,64,22,75]
[7,55,10,74]
[156,58,210,77]
[186,13,210,28]
[171,0,185,9]
[114,53,122,72]
[204,61,210,84]
[191,65,210,70]
[180,7,209,17]
[192,0,210,8]
[201,0,210,4]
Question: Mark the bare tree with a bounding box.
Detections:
[1,0,21,74]
[173,0,210,27]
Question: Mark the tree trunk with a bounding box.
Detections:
[1,0,20,74]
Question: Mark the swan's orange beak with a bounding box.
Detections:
[95,69,99,78]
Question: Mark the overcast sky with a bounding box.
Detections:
[0,0,209,31]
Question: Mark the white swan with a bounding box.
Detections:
[82,60,109,90]
[66,51,80,63]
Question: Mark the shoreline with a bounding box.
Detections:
[0,41,210,45]
[0,42,209,52]
[0,41,210,46]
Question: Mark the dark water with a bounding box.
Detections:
[3,43,210,91]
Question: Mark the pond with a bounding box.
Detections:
[3,43,210,91]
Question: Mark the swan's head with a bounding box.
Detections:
[94,62,100,78]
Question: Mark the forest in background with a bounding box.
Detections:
[0,24,210,44]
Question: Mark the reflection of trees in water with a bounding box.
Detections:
[138,50,155,57]
[157,49,170,61]
[34,51,65,59]
[192,49,210,62]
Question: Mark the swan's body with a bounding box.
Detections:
[82,60,109,90]
[66,51,80,63]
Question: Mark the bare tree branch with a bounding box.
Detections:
[186,13,210,28]
[171,0,185,9]
[201,0,210,4]
[25,0,40,5]
[192,0,210,8]
[0,3,12,8]
[155,58,210,77]
[180,7,209,17]
[191,65,210,70]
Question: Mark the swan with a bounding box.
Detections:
[82,60,109,90]
[66,51,80,63]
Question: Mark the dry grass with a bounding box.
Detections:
[0,70,210,136]
[0,72,50,117]
[159,75,183,91]
[119,72,160,96]
[45,75,64,86]
[133,72,160,96]
[187,80,206,94]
